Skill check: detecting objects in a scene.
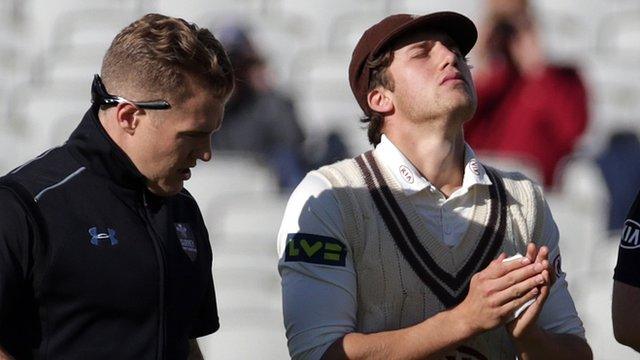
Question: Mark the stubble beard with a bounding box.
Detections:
[399,86,476,126]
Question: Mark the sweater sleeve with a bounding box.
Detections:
[277,172,357,360]
[534,187,586,339]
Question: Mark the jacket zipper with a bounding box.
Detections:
[142,191,167,360]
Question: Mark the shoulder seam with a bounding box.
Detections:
[34,167,86,202]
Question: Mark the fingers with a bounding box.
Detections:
[493,253,507,264]
[534,247,558,288]
[490,260,547,292]
[493,269,545,304]
[514,278,550,322]
[524,243,550,263]
[525,243,537,263]
[482,253,531,279]
[535,246,549,263]
[501,286,540,316]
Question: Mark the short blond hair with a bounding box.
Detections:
[101,13,234,103]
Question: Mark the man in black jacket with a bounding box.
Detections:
[0,13,234,359]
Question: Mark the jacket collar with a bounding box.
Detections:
[66,106,148,190]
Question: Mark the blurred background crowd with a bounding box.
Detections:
[0,0,639,358]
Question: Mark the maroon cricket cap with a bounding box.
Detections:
[348,12,478,115]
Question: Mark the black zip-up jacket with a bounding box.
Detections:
[0,107,219,359]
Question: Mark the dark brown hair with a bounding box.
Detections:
[361,50,395,146]
[101,13,234,104]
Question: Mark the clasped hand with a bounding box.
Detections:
[458,243,553,339]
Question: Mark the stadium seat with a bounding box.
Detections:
[268,0,385,48]
[157,0,267,22]
[24,0,144,55]
[328,11,387,51]
[389,0,482,23]
[10,81,88,151]
[201,11,312,87]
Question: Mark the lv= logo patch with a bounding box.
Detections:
[285,233,347,266]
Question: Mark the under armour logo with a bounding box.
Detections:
[89,227,119,247]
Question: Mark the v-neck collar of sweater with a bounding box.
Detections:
[368,148,504,277]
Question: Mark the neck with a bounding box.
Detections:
[98,109,127,151]
[385,117,466,197]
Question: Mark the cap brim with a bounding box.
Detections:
[371,11,477,58]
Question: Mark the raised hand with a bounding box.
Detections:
[507,243,552,339]
[456,250,547,335]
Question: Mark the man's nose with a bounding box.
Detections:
[197,138,212,162]
[436,42,458,70]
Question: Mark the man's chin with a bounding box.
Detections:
[147,181,184,197]
[449,97,476,123]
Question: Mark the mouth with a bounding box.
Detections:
[440,72,465,85]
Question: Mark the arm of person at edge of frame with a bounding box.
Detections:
[0,188,34,360]
[612,281,640,352]
[321,243,552,360]
[187,339,204,360]
[611,189,640,352]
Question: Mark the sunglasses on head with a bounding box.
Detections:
[91,74,171,110]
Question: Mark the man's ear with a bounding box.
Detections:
[367,87,393,114]
[115,103,144,135]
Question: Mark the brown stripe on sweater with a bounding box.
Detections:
[355,154,458,306]
[363,151,507,306]
[454,167,508,301]
[477,168,508,274]
[453,167,506,284]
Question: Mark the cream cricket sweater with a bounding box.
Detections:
[317,150,545,359]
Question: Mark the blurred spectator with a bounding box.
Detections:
[214,24,307,192]
[464,0,588,187]
[597,130,640,233]
[304,129,349,169]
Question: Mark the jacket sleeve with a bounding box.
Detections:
[189,205,220,338]
[189,266,219,337]
[0,186,39,355]
[614,188,640,287]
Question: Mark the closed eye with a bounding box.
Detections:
[411,49,429,59]
[409,42,434,59]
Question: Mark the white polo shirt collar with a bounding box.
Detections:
[375,134,492,198]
